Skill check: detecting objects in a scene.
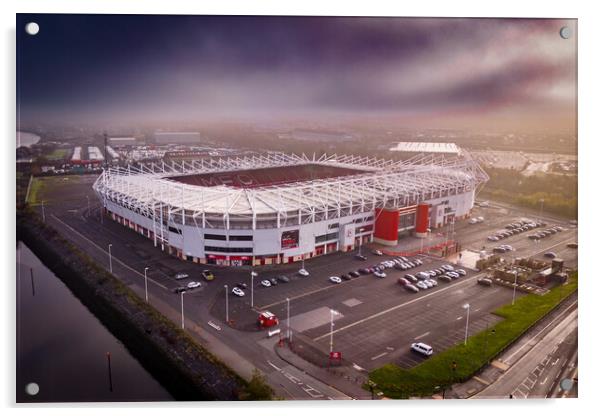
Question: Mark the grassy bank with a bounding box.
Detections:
[369,273,578,398]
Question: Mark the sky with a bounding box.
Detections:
[16,14,577,132]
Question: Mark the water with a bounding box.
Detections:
[16,242,173,402]
[16,131,41,148]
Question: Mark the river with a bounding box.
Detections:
[16,242,173,402]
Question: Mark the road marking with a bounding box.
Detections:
[552,358,559,366]
[415,331,430,340]
[267,361,282,371]
[371,352,388,361]
[49,214,168,290]
[540,377,548,385]
[208,321,222,331]
[456,316,463,320]
[313,272,487,341]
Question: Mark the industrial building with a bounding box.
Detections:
[154,132,202,145]
[93,151,488,266]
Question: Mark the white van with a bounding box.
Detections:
[411,342,434,356]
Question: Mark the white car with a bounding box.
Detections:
[260,280,271,287]
[329,276,342,284]
[298,268,310,277]
[469,218,478,224]
[411,342,433,356]
[175,273,189,280]
[423,279,433,288]
[187,281,201,289]
[416,281,428,290]
[372,249,383,256]
[231,287,245,297]
[374,271,387,278]
[426,278,438,287]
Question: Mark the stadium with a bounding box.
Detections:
[93,151,489,266]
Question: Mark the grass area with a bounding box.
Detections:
[46,148,70,160]
[368,273,578,398]
[26,177,44,205]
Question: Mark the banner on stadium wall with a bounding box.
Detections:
[281,229,299,250]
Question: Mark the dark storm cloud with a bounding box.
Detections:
[16,14,575,124]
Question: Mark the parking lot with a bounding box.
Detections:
[33,175,578,374]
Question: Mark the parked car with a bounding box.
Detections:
[544,252,557,258]
[438,275,452,283]
[567,242,578,249]
[423,279,434,288]
[187,281,201,289]
[341,273,353,281]
[231,287,245,297]
[172,286,187,293]
[174,273,189,280]
[411,342,434,356]
[349,271,360,278]
[260,280,271,287]
[404,274,418,283]
[417,272,430,280]
[441,264,454,271]
[414,259,423,266]
[298,268,310,277]
[359,268,371,274]
[202,270,215,281]
[455,269,467,276]
[398,277,410,286]
[269,278,278,286]
[404,284,420,293]
[446,272,460,279]
[355,254,367,261]
[277,276,290,283]
[329,276,342,284]
[477,277,493,286]
[372,249,383,256]
[374,271,387,278]
[236,282,248,289]
[426,278,438,287]
[416,281,428,290]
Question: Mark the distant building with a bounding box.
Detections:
[109,137,138,146]
[389,142,461,157]
[154,132,202,145]
[288,129,355,142]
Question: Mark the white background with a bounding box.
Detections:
[2,1,599,415]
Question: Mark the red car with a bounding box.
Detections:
[258,311,279,328]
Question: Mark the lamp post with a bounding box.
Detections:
[225,285,229,323]
[539,198,544,222]
[512,269,519,305]
[463,303,470,345]
[180,291,185,329]
[86,195,90,217]
[329,309,339,353]
[250,271,257,308]
[358,228,364,256]
[108,244,113,273]
[144,267,149,302]
[41,200,46,223]
[286,297,291,343]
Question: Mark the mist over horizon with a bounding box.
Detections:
[17,15,576,135]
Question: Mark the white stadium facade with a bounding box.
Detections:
[93,151,489,266]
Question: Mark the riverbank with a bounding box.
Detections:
[16,208,257,401]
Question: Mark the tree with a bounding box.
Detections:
[239,369,274,401]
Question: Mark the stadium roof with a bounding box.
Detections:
[389,142,461,155]
[94,152,488,225]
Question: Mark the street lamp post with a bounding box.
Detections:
[108,244,113,273]
[286,297,291,343]
[144,267,149,302]
[358,228,364,256]
[463,303,470,345]
[250,271,257,308]
[180,291,185,329]
[329,309,339,353]
[225,285,229,323]
[41,200,46,223]
[539,198,545,222]
[512,269,519,305]
[86,195,90,217]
